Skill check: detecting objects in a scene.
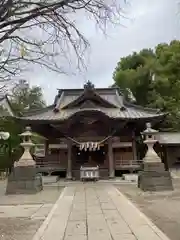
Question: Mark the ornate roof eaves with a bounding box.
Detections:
[13,116,61,124]
[16,108,166,123]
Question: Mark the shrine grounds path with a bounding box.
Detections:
[1,180,180,240]
[32,183,170,240]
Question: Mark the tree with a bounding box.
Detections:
[0,0,123,81]
[0,80,46,169]
[113,40,180,130]
[10,80,46,114]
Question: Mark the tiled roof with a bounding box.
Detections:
[18,87,165,121]
[56,88,124,109]
[19,106,164,121]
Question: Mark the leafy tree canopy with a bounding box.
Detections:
[10,80,46,114]
[113,40,180,130]
[0,81,46,169]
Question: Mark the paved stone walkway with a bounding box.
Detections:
[0,203,53,219]
[33,184,171,240]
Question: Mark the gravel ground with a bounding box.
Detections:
[116,179,180,240]
[0,218,42,240]
[0,180,63,240]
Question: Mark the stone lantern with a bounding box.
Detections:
[14,126,35,167]
[142,122,161,164]
[138,122,173,191]
[6,126,43,194]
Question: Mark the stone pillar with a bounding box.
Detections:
[108,138,114,178]
[138,123,173,191]
[66,140,72,180]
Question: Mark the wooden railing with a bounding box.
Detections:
[35,158,142,168]
[36,160,66,168]
[115,159,143,170]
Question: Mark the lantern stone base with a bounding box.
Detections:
[138,162,173,192]
[6,166,43,195]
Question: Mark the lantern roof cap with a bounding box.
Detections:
[19,126,32,137]
[142,122,158,135]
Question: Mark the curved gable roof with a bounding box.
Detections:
[60,88,118,110]
[54,87,125,110]
[16,86,166,122]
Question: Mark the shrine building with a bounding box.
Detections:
[16,81,166,179]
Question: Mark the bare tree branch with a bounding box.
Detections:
[0,0,124,81]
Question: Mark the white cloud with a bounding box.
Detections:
[24,0,179,104]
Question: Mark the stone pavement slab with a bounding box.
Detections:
[32,183,171,240]
[0,204,53,219]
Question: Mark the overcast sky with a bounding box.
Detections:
[25,0,180,104]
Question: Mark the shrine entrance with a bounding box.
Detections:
[73,144,107,167]
[54,110,116,179]
[71,142,108,179]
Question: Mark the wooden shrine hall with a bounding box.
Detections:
[17,81,166,179]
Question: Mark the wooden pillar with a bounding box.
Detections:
[45,140,49,156]
[132,132,137,160]
[163,146,169,170]
[108,138,114,178]
[66,140,72,179]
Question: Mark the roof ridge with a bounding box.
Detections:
[57,87,119,91]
